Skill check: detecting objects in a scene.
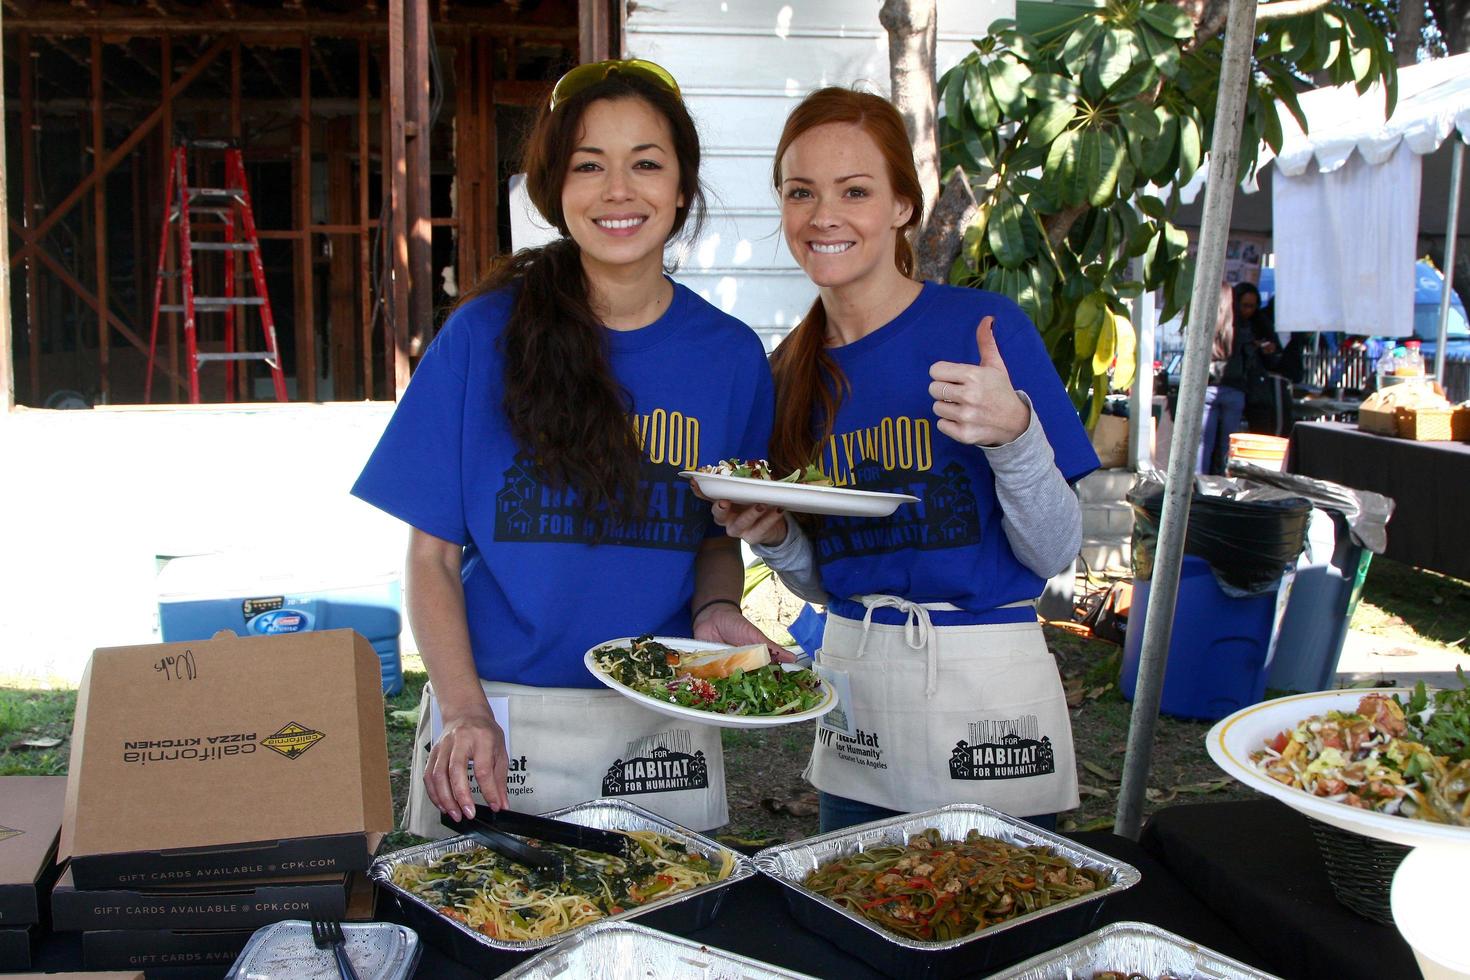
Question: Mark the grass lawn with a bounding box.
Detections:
[3,556,1465,846]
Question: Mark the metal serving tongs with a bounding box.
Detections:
[440,805,630,876]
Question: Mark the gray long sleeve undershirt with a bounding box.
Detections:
[752,392,1083,604]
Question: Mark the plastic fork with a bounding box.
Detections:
[311,919,361,980]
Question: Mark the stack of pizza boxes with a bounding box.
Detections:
[51,630,394,972]
[0,777,67,971]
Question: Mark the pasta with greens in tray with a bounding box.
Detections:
[802,828,1107,942]
[390,830,733,941]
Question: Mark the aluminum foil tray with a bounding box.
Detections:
[497,920,821,979]
[987,921,1284,979]
[369,798,754,974]
[224,919,420,980]
[753,803,1141,980]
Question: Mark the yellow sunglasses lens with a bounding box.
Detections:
[549,59,681,111]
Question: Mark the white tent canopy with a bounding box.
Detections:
[1269,53,1470,176]
[1267,54,1470,339]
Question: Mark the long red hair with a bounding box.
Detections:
[768,88,924,475]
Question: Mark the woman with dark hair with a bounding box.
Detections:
[700,88,1098,833]
[353,60,778,835]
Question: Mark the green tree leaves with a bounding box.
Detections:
[937,1,1395,425]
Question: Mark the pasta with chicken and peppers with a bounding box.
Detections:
[802,828,1107,942]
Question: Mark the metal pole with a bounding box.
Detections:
[1434,138,1464,383]
[1114,0,1259,840]
[1129,283,1158,472]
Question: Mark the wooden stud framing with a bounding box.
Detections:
[405,0,430,356]
[386,0,410,395]
[19,31,40,403]
[92,35,109,402]
[9,36,228,269]
[0,31,12,411]
[4,2,592,408]
[326,117,356,400]
[296,35,316,401]
[163,36,178,400]
[358,37,373,399]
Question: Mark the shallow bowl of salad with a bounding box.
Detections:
[1207,681,1470,849]
[584,635,839,730]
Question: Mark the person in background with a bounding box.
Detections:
[353,59,779,836]
[1200,283,1246,474]
[1235,282,1291,435]
[702,88,1097,833]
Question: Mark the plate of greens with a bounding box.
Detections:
[681,459,918,518]
[584,635,838,730]
[1207,671,1470,848]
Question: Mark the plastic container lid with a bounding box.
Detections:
[224,920,420,980]
[1391,845,1470,978]
[157,550,399,602]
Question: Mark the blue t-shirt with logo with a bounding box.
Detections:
[814,282,1098,626]
[352,282,775,688]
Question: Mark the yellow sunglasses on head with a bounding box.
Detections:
[549,58,681,112]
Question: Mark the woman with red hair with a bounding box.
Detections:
[704,88,1098,832]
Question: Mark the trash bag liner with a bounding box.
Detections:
[1225,460,1395,555]
[1129,472,1312,597]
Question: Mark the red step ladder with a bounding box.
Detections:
[145,140,288,404]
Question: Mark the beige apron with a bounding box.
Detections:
[806,596,1079,817]
[404,680,728,838]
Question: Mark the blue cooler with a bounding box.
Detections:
[1119,555,1283,721]
[157,552,404,695]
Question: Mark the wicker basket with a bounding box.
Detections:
[1396,406,1456,440]
[1307,818,1411,925]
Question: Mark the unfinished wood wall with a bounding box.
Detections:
[2,0,586,407]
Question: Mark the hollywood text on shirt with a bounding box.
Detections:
[814,414,981,561]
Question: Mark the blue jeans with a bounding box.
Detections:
[1198,384,1246,475]
[819,792,1057,834]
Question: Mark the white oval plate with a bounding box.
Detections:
[1207,688,1470,849]
[680,471,919,518]
[584,636,838,730]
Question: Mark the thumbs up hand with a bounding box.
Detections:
[927,316,1031,447]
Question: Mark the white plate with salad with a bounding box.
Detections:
[680,459,918,518]
[1207,682,1470,849]
[584,635,839,730]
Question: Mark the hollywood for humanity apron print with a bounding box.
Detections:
[807,597,1078,817]
[405,680,727,836]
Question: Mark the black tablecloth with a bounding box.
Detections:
[13,799,1420,979]
[1140,799,1417,980]
[1287,419,1468,578]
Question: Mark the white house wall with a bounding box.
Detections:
[627,0,1014,349]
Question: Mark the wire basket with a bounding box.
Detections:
[1307,818,1411,925]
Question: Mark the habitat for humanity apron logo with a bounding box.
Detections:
[949,716,1054,780]
[816,726,887,771]
[0,825,22,845]
[602,730,708,795]
[262,722,325,760]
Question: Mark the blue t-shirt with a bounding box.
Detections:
[814,282,1098,626]
[352,282,775,688]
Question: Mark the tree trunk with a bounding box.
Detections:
[1395,0,1425,63]
[880,0,939,218]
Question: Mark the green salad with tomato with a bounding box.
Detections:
[592,636,826,716]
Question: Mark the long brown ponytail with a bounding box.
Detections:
[768,88,923,476]
[458,71,705,530]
